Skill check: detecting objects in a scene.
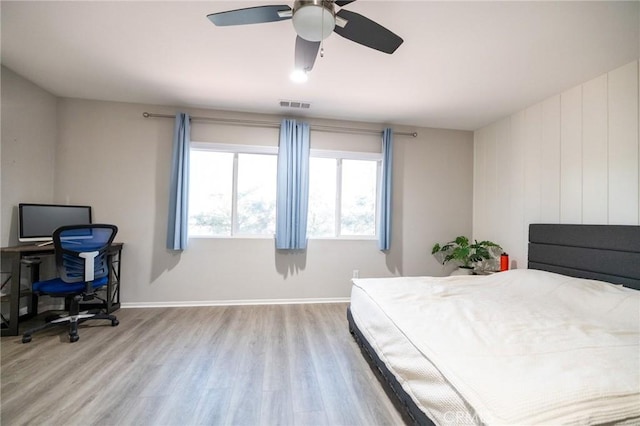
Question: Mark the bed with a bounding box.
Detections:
[348,224,640,425]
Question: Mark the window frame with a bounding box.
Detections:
[308,149,382,240]
[188,143,382,241]
[189,142,278,239]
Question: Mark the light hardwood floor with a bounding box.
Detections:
[1,303,408,426]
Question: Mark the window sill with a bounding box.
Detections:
[188,235,377,241]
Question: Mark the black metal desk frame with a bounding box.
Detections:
[0,243,123,336]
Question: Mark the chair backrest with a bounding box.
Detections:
[53,224,118,283]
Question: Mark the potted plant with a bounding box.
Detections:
[432,236,502,273]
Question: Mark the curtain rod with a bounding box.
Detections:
[142,112,417,138]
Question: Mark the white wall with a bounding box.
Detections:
[474,60,640,268]
[0,69,473,305]
[50,98,473,305]
[0,66,57,247]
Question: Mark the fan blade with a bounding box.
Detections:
[295,36,321,72]
[207,5,292,26]
[335,0,356,6]
[333,9,403,54]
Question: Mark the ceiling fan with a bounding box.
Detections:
[207,0,403,74]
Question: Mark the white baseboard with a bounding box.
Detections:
[121,297,350,309]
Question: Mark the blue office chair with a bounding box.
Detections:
[22,224,120,343]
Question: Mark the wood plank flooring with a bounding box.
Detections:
[1,303,407,426]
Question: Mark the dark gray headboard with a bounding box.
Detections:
[528,224,640,290]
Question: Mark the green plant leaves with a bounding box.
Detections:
[454,236,469,246]
[431,236,502,268]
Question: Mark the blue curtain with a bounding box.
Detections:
[276,119,310,249]
[378,128,393,251]
[167,113,190,250]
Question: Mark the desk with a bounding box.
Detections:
[0,242,123,336]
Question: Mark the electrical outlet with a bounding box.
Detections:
[353,269,359,278]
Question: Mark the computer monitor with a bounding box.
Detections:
[18,203,92,243]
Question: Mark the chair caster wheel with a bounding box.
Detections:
[22,335,32,343]
[112,319,119,327]
[69,334,79,343]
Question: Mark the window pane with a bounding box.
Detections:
[341,159,377,236]
[308,157,337,237]
[236,153,277,235]
[188,150,233,236]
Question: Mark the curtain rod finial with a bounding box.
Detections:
[143,112,150,118]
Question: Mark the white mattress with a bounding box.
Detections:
[351,281,481,425]
[350,269,640,426]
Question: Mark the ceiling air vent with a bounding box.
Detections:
[280,99,311,109]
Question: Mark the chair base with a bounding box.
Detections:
[22,311,119,343]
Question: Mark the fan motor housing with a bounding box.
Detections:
[293,0,336,42]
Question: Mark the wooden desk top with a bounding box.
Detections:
[1,242,124,253]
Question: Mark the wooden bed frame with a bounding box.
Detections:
[349,224,640,425]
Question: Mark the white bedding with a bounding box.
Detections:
[351,269,640,425]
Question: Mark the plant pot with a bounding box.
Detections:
[450,267,474,276]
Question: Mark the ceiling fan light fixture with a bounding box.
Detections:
[292,0,335,42]
[290,68,309,83]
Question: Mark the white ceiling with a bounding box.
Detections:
[2,1,638,131]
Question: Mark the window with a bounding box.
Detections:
[189,144,277,237]
[307,151,381,238]
[307,157,336,236]
[341,159,378,236]
[189,144,380,239]
[236,153,277,235]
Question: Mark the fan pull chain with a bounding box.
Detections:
[320,3,326,58]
